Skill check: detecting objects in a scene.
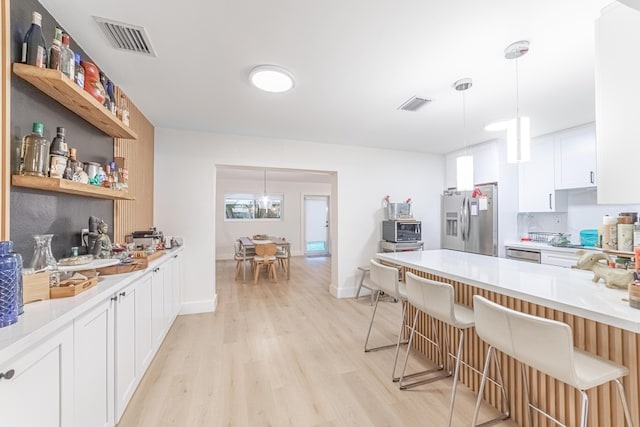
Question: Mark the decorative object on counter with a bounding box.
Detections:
[630,275,640,309]
[81,61,106,104]
[48,27,62,71]
[74,53,84,87]
[574,250,633,289]
[87,216,113,258]
[602,215,618,251]
[22,11,47,68]
[20,122,50,176]
[58,254,94,266]
[549,233,571,247]
[29,234,59,286]
[0,241,21,327]
[579,229,598,247]
[60,33,75,80]
[618,223,634,252]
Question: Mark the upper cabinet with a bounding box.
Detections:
[553,123,596,190]
[595,4,640,203]
[444,141,499,189]
[13,63,138,140]
[518,134,568,212]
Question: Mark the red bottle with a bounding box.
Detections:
[80,61,106,105]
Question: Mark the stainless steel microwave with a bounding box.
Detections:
[382,220,421,242]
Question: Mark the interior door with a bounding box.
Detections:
[304,195,330,255]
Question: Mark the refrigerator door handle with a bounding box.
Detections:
[461,197,467,241]
[465,197,471,241]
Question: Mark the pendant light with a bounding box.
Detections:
[454,78,474,191]
[505,40,531,163]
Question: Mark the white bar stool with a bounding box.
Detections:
[472,295,634,427]
[364,259,408,382]
[400,273,508,427]
[355,266,376,305]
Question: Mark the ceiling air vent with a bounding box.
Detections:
[398,96,432,112]
[93,17,156,57]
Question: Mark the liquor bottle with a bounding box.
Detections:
[49,126,69,157]
[60,33,75,80]
[74,53,84,88]
[48,27,62,70]
[106,80,116,114]
[21,11,47,68]
[117,94,130,126]
[109,161,119,189]
[99,72,111,110]
[20,122,50,176]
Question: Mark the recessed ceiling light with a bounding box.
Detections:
[249,65,295,93]
[485,120,510,131]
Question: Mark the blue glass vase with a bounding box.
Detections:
[0,241,20,327]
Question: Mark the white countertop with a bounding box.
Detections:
[505,240,600,253]
[376,249,640,333]
[0,247,184,364]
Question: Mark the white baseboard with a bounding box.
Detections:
[179,294,217,315]
[330,283,358,299]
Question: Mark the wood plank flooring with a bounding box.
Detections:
[118,257,516,427]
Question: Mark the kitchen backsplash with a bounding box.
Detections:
[518,188,640,244]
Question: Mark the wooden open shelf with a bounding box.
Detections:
[13,63,138,140]
[12,175,135,200]
[603,249,635,258]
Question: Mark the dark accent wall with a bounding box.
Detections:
[10,0,114,264]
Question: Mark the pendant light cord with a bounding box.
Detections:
[515,58,520,119]
[463,90,468,155]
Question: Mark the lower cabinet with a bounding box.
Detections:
[74,299,114,427]
[0,324,74,427]
[114,282,138,422]
[135,272,154,375]
[151,265,166,347]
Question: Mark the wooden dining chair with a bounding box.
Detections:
[234,240,254,280]
[253,243,277,283]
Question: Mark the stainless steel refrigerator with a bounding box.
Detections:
[441,183,498,256]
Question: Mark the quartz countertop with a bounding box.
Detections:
[376,249,640,333]
[0,247,184,364]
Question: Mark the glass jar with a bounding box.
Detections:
[30,234,59,286]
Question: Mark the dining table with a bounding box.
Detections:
[238,236,291,281]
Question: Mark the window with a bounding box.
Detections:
[224,193,283,220]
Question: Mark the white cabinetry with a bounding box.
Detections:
[114,282,138,422]
[518,135,567,212]
[135,272,154,375]
[163,260,175,327]
[74,299,114,427]
[171,253,183,318]
[595,4,640,203]
[151,265,166,347]
[445,141,499,189]
[0,325,74,427]
[554,124,597,189]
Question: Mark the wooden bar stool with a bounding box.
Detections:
[472,295,633,427]
[364,259,408,382]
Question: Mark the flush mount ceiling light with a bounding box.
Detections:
[249,65,295,93]
[505,40,531,163]
[454,78,474,192]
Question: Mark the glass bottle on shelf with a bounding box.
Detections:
[60,33,75,80]
[74,53,84,88]
[49,126,69,157]
[48,27,62,71]
[20,122,50,176]
[117,94,130,126]
[22,11,47,68]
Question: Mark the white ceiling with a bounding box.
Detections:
[40,0,617,155]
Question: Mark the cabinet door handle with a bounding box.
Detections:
[0,369,15,380]
[590,171,595,184]
[111,296,118,302]
[173,255,178,259]
[119,291,126,297]
[549,193,552,210]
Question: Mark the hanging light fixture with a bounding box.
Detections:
[454,78,474,191]
[505,40,531,163]
[260,169,270,209]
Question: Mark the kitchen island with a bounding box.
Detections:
[377,249,639,427]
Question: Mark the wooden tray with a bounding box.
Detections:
[50,276,99,299]
[131,250,165,262]
[23,271,50,304]
[96,258,148,275]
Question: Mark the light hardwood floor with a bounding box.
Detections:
[118,256,517,427]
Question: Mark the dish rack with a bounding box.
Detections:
[528,231,562,243]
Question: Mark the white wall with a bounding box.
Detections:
[216,175,331,259]
[154,128,444,313]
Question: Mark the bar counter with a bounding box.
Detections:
[376,249,639,427]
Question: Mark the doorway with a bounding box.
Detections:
[303,195,330,256]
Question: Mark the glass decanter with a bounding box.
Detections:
[30,234,59,285]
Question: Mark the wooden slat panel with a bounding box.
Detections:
[401,265,639,427]
[113,88,154,243]
[1,0,9,240]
